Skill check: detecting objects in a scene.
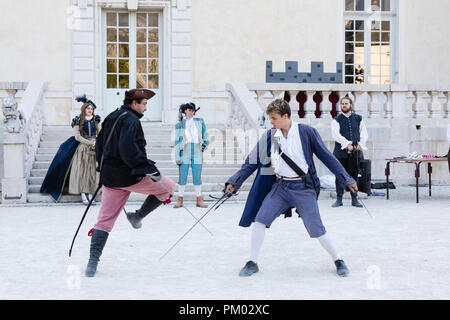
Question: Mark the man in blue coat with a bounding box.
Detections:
[225,99,358,277]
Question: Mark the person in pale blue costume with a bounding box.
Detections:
[174,103,210,208]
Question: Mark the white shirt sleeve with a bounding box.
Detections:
[358,120,368,150]
[331,119,352,150]
[447,124,450,145]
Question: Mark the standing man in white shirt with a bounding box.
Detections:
[331,96,368,208]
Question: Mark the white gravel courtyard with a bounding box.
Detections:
[1,186,449,300]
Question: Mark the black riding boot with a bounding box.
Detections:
[126,195,163,229]
[351,192,363,208]
[85,229,109,277]
[332,181,344,207]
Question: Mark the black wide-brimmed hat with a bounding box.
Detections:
[179,102,200,113]
[178,102,200,121]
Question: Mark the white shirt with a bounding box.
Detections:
[331,114,368,150]
[185,117,199,143]
[273,121,309,178]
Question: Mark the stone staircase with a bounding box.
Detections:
[27,124,254,204]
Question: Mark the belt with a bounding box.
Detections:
[277,175,302,181]
[271,174,310,196]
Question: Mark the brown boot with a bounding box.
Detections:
[196,196,208,208]
[174,196,183,208]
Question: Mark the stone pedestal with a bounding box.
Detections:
[2,133,27,204]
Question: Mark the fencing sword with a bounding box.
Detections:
[181,205,214,236]
[68,111,128,257]
[159,192,232,261]
[210,183,240,204]
[68,183,102,257]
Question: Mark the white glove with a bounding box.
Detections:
[147,171,161,182]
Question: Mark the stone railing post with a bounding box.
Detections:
[320,90,332,119]
[287,90,300,121]
[1,90,27,204]
[304,90,316,119]
[391,84,408,119]
[413,91,430,118]
[1,82,46,204]
[1,133,27,203]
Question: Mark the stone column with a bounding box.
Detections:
[320,91,332,119]
[287,90,300,122]
[2,133,27,204]
[304,90,317,119]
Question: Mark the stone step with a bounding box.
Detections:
[29,173,253,186]
[30,166,243,177]
[32,160,244,170]
[35,146,243,155]
[28,181,252,194]
[27,191,251,203]
[43,125,174,132]
[40,134,175,143]
[38,140,176,148]
[34,154,245,164]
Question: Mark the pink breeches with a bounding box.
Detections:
[94,176,176,232]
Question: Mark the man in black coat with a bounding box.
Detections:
[331,96,368,208]
[85,89,176,277]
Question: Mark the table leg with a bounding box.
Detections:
[415,162,421,203]
[428,162,432,197]
[385,162,391,200]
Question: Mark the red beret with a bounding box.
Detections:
[125,89,155,100]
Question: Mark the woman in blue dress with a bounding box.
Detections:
[40,95,101,204]
[173,103,210,208]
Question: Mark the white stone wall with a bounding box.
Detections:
[1,0,450,126]
[192,0,341,92]
[399,0,450,84]
[0,0,72,91]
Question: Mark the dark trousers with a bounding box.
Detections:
[335,156,359,196]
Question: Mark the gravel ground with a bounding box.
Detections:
[0,186,449,300]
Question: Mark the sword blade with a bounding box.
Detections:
[182,206,214,236]
[359,198,373,219]
[159,193,228,261]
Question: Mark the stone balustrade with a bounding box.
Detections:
[226,82,450,186]
[1,82,46,203]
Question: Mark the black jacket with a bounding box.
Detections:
[96,105,158,187]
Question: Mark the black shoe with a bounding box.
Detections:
[351,192,363,208]
[239,261,259,277]
[334,259,349,277]
[85,229,109,277]
[331,196,343,208]
[126,195,163,229]
[352,201,363,208]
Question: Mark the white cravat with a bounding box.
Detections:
[273,121,309,178]
[185,117,199,143]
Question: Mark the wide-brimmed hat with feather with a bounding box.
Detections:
[75,94,97,109]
